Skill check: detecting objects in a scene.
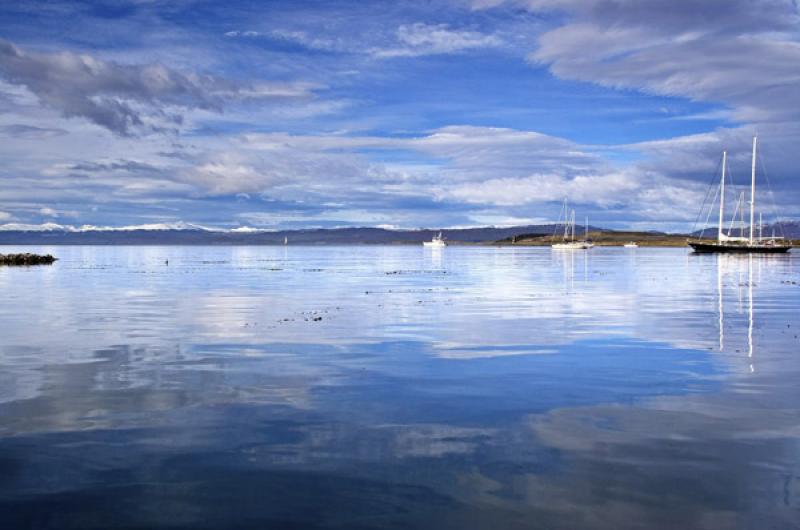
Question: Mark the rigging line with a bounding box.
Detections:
[723,155,735,209]
[727,192,744,236]
[720,153,737,237]
[692,154,724,236]
[551,199,566,240]
[703,181,721,236]
[757,151,786,239]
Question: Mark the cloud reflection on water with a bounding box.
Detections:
[0,246,798,528]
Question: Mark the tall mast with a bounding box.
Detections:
[718,151,727,241]
[585,216,588,240]
[573,211,576,241]
[571,210,575,241]
[749,136,757,244]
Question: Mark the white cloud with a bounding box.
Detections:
[0,38,317,135]
[269,30,344,52]
[371,23,503,58]
[176,125,725,225]
[224,30,263,38]
[0,124,67,138]
[472,0,800,125]
[441,172,638,206]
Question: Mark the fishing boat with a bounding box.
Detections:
[552,200,592,250]
[423,232,447,248]
[688,137,791,253]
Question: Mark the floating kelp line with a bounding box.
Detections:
[0,253,57,265]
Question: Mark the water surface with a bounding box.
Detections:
[1,246,798,529]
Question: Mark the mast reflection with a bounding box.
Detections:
[717,253,756,371]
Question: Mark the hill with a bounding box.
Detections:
[498,230,690,247]
[1,222,795,246]
[0,224,571,245]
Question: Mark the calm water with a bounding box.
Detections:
[1,246,798,529]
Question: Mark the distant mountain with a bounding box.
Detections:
[0,223,604,245]
[8,221,796,245]
[0,221,215,233]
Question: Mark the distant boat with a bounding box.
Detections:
[423,232,447,248]
[552,200,592,250]
[284,236,288,245]
[624,242,639,248]
[688,137,791,254]
[583,217,595,248]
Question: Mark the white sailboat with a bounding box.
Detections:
[624,242,639,248]
[688,136,790,253]
[423,232,447,248]
[552,200,591,250]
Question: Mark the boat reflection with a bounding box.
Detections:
[715,253,791,372]
[717,254,756,370]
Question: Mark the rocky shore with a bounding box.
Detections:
[0,253,57,265]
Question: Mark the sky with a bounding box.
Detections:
[0,0,798,232]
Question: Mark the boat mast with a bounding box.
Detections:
[584,216,588,240]
[571,210,576,241]
[718,151,727,242]
[749,136,757,244]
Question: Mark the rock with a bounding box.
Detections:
[0,253,57,266]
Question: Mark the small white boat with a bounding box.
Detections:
[624,242,639,248]
[553,241,592,250]
[423,232,447,248]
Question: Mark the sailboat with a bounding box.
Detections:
[552,200,591,250]
[688,137,791,253]
[423,232,447,248]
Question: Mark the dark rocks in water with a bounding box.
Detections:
[0,253,57,266]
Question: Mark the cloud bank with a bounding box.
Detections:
[0,0,798,230]
[0,38,315,135]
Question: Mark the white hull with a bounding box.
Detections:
[552,241,591,250]
[424,232,447,247]
[624,243,638,248]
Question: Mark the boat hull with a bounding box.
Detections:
[688,241,791,254]
[552,242,591,250]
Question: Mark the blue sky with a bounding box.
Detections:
[0,0,798,231]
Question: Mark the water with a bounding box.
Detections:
[0,246,798,529]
